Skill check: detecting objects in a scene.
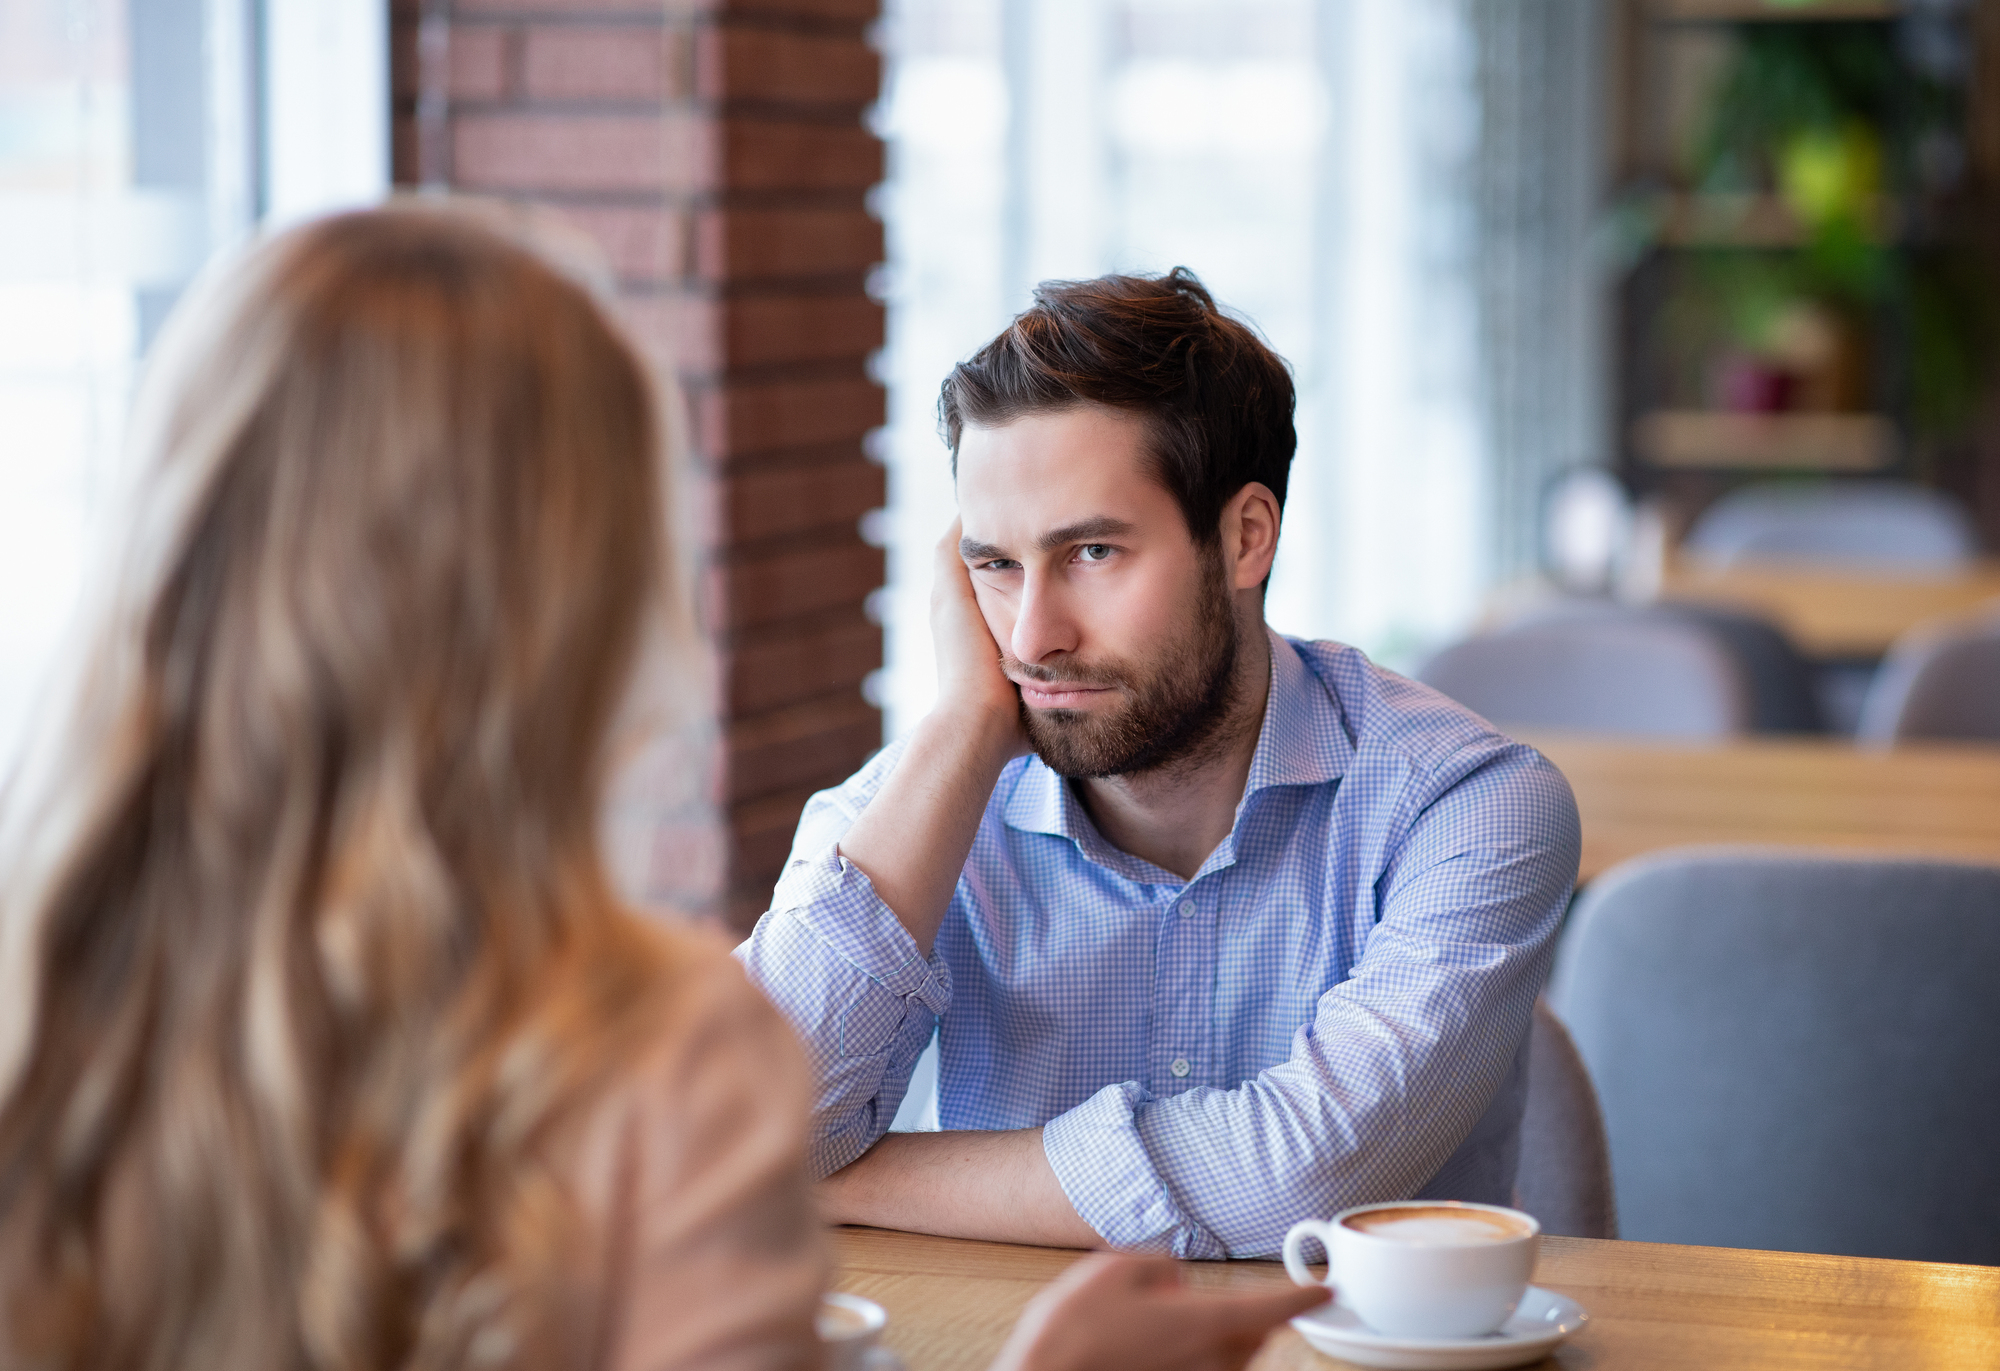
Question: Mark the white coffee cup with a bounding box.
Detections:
[817,1292,889,1371]
[1282,1200,1539,1339]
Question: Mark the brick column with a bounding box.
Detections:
[392,0,887,931]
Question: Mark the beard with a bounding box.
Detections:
[1007,551,1241,780]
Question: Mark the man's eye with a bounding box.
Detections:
[1079,544,1113,562]
[980,559,1020,571]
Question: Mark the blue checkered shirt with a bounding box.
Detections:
[737,633,1580,1259]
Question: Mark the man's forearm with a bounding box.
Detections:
[817,1129,1104,1249]
[838,708,1017,955]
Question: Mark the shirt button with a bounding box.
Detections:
[1170,1057,1191,1078]
[1177,900,1195,918]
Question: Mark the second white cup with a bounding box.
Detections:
[818,1292,889,1371]
[1281,1200,1539,1339]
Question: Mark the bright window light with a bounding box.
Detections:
[0,0,387,777]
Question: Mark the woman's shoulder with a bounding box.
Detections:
[568,910,816,1193]
[619,916,807,1099]
[559,914,825,1371]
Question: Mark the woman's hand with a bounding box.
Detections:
[990,1254,1329,1371]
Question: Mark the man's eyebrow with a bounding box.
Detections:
[1036,516,1135,552]
[960,516,1136,564]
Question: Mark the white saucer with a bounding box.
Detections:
[1289,1285,1587,1370]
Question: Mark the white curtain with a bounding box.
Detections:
[1284,0,1487,669]
[1471,0,1609,586]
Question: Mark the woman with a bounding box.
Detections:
[0,206,1320,1371]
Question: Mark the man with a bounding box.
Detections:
[738,269,1580,1260]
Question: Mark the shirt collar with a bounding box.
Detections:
[1000,629,1354,863]
[1242,627,1353,795]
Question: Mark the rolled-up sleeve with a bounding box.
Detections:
[736,741,953,1179]
[1039,743,1580,1259]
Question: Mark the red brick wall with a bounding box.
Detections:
[392,0,886,931]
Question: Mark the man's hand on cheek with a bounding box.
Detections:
[832,519,1031,955]
[933,518,1028,753]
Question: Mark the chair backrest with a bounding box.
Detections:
[1513,999,1617,1240]
[1511,598,1823,734]
[1685,481,1977,569]
[1415,617,1750,738]
[1658,604,1825,733]
[1548,849,2000,1264]
[1856,611,2000,744]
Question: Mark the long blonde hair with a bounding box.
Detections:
[0,206,681,1370]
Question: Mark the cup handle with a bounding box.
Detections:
[1281,1220,1339,1292]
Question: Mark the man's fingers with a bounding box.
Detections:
[935,518,969,585]
[932,515,992,630]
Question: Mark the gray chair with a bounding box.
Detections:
[1416,616,1750,739]
[1510,598,1823,734]
[1548,849,2000,1264]
[1662,604,1826,734]
[1685,481,1977,570]
[1513,999,1617,1240]
[1856,610,2000,744]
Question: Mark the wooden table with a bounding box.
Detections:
[1659,556,2000,659]
[1516,732,2000,884]
[834,1227,2000,1370]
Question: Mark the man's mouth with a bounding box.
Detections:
[1014,679,1116,710]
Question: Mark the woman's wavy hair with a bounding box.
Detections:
[0,204,685,1370]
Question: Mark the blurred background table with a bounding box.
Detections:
[1659,557,2000,660]
[1517,732,2000,884]
[832,1227,2000,1370]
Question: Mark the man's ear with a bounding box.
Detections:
[1222,482,1281,591]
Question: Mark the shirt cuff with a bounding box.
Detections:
[1041,1082,1223,1259]
[771,842,951,1018]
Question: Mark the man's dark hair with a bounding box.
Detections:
[938,267,1296,546]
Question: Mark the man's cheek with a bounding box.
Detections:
[970,581,1014,649]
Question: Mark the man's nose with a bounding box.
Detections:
[1010,571,1079,666]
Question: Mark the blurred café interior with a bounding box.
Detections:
[3,0,1999,1365]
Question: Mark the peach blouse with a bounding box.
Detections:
[568,924,832,1371]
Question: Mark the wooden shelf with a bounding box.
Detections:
[1647,191,1899,248]
[1648,0,1902,21]
[1633,410,1898,471]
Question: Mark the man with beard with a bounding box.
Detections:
[737,270,1580,1260]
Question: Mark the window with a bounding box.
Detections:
[0,0,386,770]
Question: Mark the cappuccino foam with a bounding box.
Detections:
[1341,1205,1529,1246]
